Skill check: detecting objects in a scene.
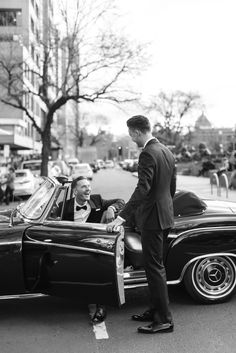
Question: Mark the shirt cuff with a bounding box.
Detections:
[108,206,116,212]
[117,215,125,222]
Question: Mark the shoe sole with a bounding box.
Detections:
[137,326,174,334]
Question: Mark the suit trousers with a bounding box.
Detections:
[141,228,172,324]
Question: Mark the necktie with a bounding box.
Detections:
[76,205,87,211]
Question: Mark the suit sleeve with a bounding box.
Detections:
[170,165,177,198]
[119,151,155,221]
[100,196,125,214]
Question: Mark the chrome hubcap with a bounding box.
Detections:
[192,256,236,299]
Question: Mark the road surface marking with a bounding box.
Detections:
[88,304,109,340]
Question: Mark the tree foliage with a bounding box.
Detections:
[148,91,202,145]
[0,0,148,175]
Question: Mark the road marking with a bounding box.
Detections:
[88,304,109,340]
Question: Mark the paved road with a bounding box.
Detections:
[0,168,236,353]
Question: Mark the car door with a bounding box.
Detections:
[23,220,125,306]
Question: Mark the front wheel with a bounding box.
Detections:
[184,256,236,303]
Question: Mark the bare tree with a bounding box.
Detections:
[147,91,202,145]
[0,0,148,175]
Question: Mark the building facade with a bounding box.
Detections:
[0,0,58,162]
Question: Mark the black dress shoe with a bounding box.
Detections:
[131,310,154,322]
[91,306,107,324]
[137,321,174,334]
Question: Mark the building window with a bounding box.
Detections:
[30,70,34,87]
[31,44,35,60]
[36,53,40,67]
[0,9,22,26]
[36,28,40,42]
[36,3,39,17]
[31,17,35,33]
[31,96,34,113]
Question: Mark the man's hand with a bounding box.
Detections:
[106,217,124,233]
[102,207,115,223]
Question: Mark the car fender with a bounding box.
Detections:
[165,226,236,282]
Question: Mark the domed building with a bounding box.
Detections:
[191,113,234,152]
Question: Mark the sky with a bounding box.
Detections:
[101,0,236,135]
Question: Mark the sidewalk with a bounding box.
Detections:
[132,172,236,203]
[177,174,236,202]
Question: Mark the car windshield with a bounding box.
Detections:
[15,172,27,178]
[19,179,55,220]
[75,165,89,171]
[22,162,41,170]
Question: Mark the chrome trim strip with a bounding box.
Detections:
[123,270,145,279]
[124,277,147,284]
[24,240,114,257]
[169,225,236,240]
[0,293,46,300]
[124,280,181,290]
[125,283,148,289]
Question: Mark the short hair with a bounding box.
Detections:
[71,176,88,189]
[9,167,15,172]
[126,115,151,133]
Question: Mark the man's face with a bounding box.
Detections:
[74,179,91,203]
[128,128,144,148]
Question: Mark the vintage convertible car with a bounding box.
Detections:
[1,177,236,307]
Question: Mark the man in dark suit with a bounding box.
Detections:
[107,115,176,334]
[60,176,125,324]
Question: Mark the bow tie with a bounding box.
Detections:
[76,205,87,211]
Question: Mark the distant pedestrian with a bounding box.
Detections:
[4,167,15,205]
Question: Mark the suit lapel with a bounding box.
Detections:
[67,198,75,221]
[87,196,103,223]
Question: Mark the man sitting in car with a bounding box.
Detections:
[60,176,125,224]
[59,176,125,324]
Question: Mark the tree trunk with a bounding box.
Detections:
[41,127,51,176]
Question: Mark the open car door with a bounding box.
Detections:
[23,221,125,306]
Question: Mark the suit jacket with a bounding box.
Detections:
[119,138,176,230]
[61,194,125,223]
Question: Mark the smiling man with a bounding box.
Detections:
[61,176,125,224]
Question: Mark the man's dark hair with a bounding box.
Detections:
[126,115,151,133]
[71,176,88,189]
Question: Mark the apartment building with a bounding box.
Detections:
[0,0,58,161]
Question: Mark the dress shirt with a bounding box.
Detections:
[74,201,91,223]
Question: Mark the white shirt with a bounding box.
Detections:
[143,136,156,149]
[74,201,91,223]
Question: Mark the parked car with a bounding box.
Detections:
[67,158,79,168]
[97,159,105,169]
[71,163,93,180]
[1,180,236,306]
[122,159,135,171]
[14,169,38,197]
[21,159,42,176]
[21,159,62,178]
[104,160,115,168]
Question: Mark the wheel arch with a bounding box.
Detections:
[175,252,236,285]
